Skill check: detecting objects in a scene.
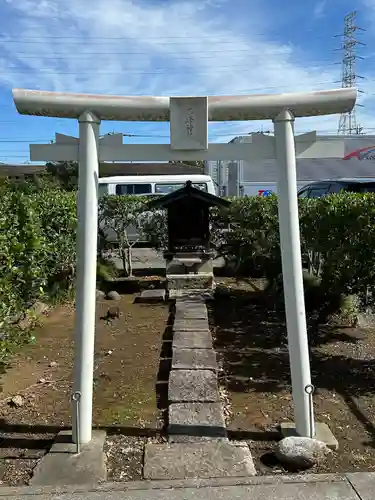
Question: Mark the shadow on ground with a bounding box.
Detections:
[209,287,375,447]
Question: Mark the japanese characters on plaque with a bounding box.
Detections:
[170,97,208,150]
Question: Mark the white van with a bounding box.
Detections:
[98,174,216,197]
[98,174,217,245]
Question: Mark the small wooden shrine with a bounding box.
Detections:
[146,181,230,290]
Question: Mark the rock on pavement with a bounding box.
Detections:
[275,436,332,470]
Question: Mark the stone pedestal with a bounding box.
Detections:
[166,252,214,275]
[165,251,215,292]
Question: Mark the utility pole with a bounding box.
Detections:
[336,11,365,135]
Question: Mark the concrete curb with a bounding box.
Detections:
[0,472,366,497]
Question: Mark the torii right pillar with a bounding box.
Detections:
[274,109,338,449]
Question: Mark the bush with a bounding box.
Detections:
[0,184,76,364]
[217,195,281,280]
[2,184,375,366]
[218,193,375,309]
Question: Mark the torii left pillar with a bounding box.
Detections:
[72,111,100,444]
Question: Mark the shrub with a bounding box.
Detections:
[0,185,76,365]
[218,193,375,309]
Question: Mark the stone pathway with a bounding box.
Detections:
[143,292,256,480]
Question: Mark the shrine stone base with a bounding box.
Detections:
[165,252,215,291]
[165,252,214,275]
[166,273,214,290]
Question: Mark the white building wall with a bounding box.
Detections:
[210,134,375,197]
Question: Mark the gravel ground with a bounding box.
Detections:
[104,434,167,482]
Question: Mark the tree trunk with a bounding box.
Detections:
[126,246,133,277]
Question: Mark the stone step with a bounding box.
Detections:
[168,403,227,442]
[172,348,218,371]
[169,289,214,301]
[167,274,214,290]
[143,441,256,480]
[135,289,166,303]
[175,301,208,311]
[173,319,210,331]
[168,369,220,403]
[174,310,208,321]
[172,330,213,349]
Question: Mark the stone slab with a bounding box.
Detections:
[144,441,256,480]
[172,329,213,349]
[173,319,210,331]
[167,274,214,290]
[168,402,227,442]
[166,259,213,275]
[279,422,339,450]
[175,300,208,309]
[174,310,208,321]
[172,348,218,371]
[168,369,219,403]
[169,289,214,301]
[135,289,166,303]
[175,302,207,311]
[346,472,375,500]
[30,430,107,486]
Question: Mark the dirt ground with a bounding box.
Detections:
[0,294,169,486]
[3,276,375,485]
[211,279,375,475]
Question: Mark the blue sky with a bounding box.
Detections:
[0,0,374,163]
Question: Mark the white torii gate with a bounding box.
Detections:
[12,87,356,444]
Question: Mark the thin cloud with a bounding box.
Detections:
[0,0,373,137]
[313,0,327,19]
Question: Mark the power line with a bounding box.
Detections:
[2,127,375,145]
[336,11,366,135]
[0,66,342,75]
[0,33,337,43]
[5,53,341,64]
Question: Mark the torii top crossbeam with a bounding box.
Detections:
[12,88,356,122]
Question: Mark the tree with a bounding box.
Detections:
[46,161,78,191]
[98,196,147,277]
[169,160,205,171]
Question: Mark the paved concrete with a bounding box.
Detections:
[172,329,213,349]
[168,403,227,442]
[169,369,219,403]
[2,473,373,499]
[172,348,218,371]
[143,441,256,480]
[30,430,107,487]
[346,472,375,500]
[109,248,225,273]
[280,422,339,450]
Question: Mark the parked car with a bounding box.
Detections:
[297,178,375,198]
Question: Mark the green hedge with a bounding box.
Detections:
[2,185,375,364]
[0,184,76,362]
[221,193,375,306]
